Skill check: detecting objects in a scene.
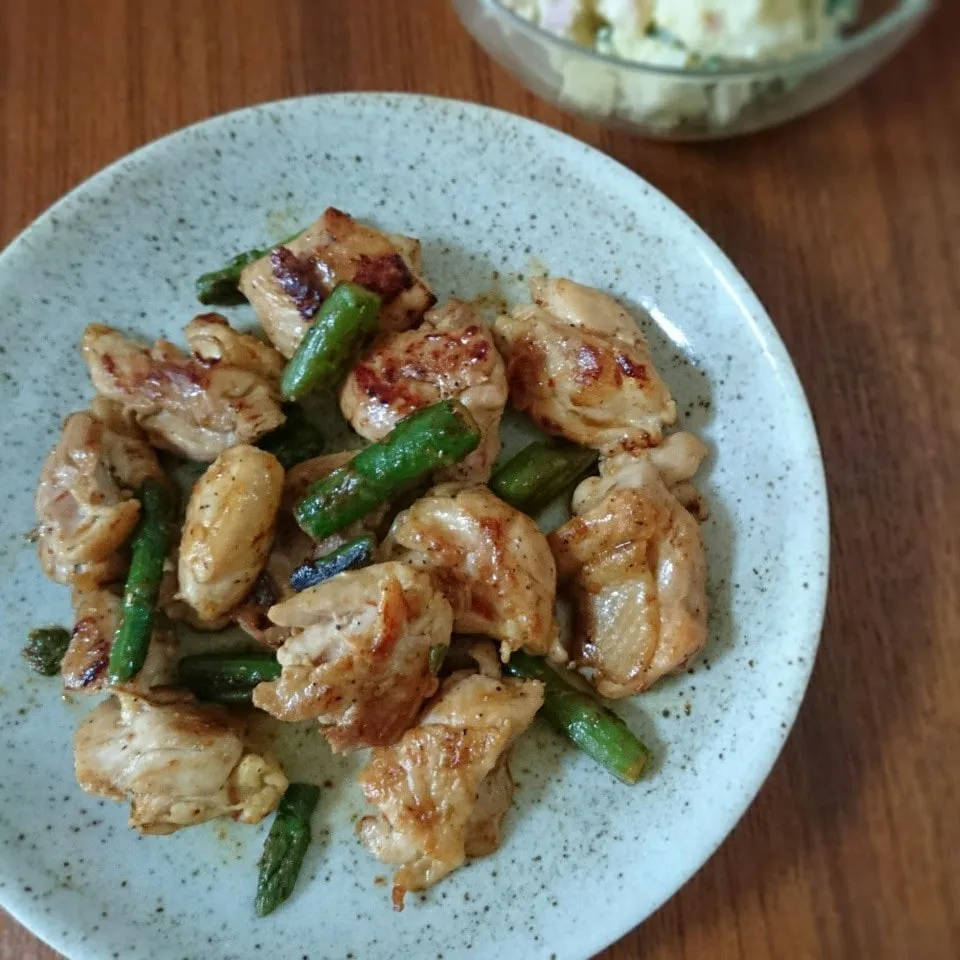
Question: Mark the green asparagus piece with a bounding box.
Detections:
[178,652,282,703]
[280,282,382,402]
[258,406,325,469]
[289,534,378,592]
[195,229,302,305]
[295,400,481,542]
[428,644,448,675]
[107,479,176,684]
[503,652,650,785]
[22,626,71,676]
[490,440,598,515]
[256,783,320,917]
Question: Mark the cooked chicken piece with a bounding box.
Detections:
[340,300,508,482]
[231,516,317,648]
[62,587,178,694]
[465,756,515,857]
[549,457,707,698]
[384,485,560,661]
[183,313,285,381]
[581,431,710,521]
[158,548,233,632]
[239,208,436,358]
[493,277,676,454]
[358,673,543,908]
[82,320,285,462]
[233,451,385,648]
[253,563,452,752]
[74,688,287,835]
[38,546,127,592]
[438,637,503,678]
[177,446,284,624]
[36,402,164,587]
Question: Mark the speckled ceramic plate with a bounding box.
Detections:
[0,94,828,960]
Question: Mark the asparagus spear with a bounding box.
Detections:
[280,282,382,402]
[107,479,176,684]
[490,440,598,515]
[289,534,378,592]
[295,400,481,542]
[195,229,302,305]
[256,783,320,917]
[503,652,650,784]
[258,406,325,469]
[22,626,71,676]
[178,652,282,703]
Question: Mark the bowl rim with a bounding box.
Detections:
[479,0,934,79]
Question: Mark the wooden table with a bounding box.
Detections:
[2,1,958,957]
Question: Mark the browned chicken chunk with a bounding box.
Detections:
[82,318,285,461]
[584,431,710,521]
[358,673,544,908]
[234,451,385,649]
[74,689,287,835]
[184,312,286,379]
[340,299,508,482]
[62,587,178,695]
[384,484,561,661]
[549,456,708,698]
[239,208,436,358]
[36,400,164,587]
[253,562,453,752]
[177,445,284,624]
[493,277,676,454]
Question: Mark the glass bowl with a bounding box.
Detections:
[453,0,934,140]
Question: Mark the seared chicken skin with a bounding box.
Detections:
[493,277,676,454]
[550,456,707,698]
[239,208,436,358]
[82,318,285,461]
[36,400,164,587]
[358,673,543,908]
[74,689,287,835]
[62,587,178,694]
[177,445,284,624]
[253,563,453,752]
[340,299,508,482]
[384,484,560,661]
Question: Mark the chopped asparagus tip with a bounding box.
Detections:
[178,652,282,703]
[280,282,382,402]
[195,229,302,306]
[108,479,176,685]
[295,399,481,542]
[289,534,378,592]
[255,783,320,917]
[503,652,650,784]
[490,440,598,515]
[23,626,71,676]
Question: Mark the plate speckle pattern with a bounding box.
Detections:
[0,94,828,960]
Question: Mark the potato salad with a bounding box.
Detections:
[501,0,857,133]
[504,0,853,65]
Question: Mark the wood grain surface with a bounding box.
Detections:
[2,1,958,958]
